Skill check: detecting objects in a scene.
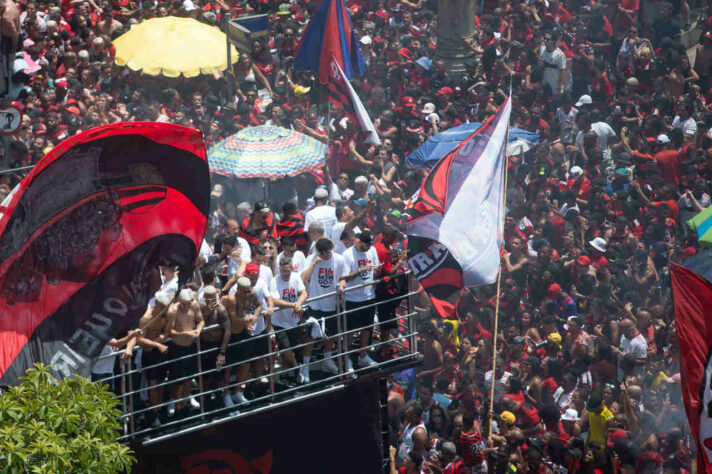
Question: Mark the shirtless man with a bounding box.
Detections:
[165,289,204,417]
[199,285,231,411]
[0,0,19,95]
[222,277,262,412]
[123,291,172,429]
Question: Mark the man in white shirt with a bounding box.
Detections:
[330,201,372,254]
[277,236,307,273]
[304,188,337,237]
[270,256,311,382]
[327,171,355,202]
[306,221,325,256]
[576,113,617,162]
[671,102,697,139]
[341,231,381,371]
[301,238,349,374]
[539,32,567,96]
[614,318,648,379]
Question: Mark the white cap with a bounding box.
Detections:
[589,237,607,253]
[569,166,583,178]
[155,291,172,307]
[237,276,252,288]
[359,35,372,45]
[314,188,329,199]
[78,49,89,59]
[183,0,196,10]
[178,289,194,302]
[575,94,592,107]
[561,408,580,422]
[421,103,436,114]
[354,175,368,185]
[656,134,670,144]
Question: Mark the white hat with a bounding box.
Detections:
[589,237,607,253]
[421,102,436,114]
[178,289,194,302]
[314,188,329,199]
[575,94,592,107]
[569,166,583,178]
[237,276,252,288]
[354,175,368,184]
[561,408,580,422]
[78,50,89,59]
[183,0,196,11]
[155,291,172,307]
[211,184,223,198]
[359,35,372,45]
[656,134,670,144]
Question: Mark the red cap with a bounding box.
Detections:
[577,255,591,266]
[375,10,389,20]
[66,106,81,116]
[245,263,260,275]
[437,86,454,95]
[684,247,697,256]
[547,283,562,298]
[607,429,627,448]
[398,47,412,61]
[401,96,415,107]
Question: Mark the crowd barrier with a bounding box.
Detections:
[93,273,420,443]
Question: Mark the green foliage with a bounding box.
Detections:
[0,363,135,473]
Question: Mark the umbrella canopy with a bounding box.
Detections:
[406,122,540,168]
[688,206,712,248]
[208,125,327,179]
[113,17,239,77]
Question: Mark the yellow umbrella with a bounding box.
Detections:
[113,16,239,78]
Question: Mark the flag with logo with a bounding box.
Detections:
[328,59,380,145]
[670,262,712,473]
[407,98,511,317]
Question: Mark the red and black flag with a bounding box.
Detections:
[407,98,511,318]
[327,58,380,145]
[0,122,210,386]
[671,262,712,473]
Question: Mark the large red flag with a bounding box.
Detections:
[671,263,712,473]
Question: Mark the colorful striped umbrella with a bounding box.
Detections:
[208,126,327,179]
[688,206,712,248]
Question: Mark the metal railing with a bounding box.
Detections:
[93,271,419,444]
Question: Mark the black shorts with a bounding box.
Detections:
[248,332,270,359]
[227,331,250,366]
[142,347,168,382]
[200,338,221,372]
[345,299,376,331]
[168,342,197,380]
[274,325,302,350]
[309,308,337,338]
[377,296,402,331]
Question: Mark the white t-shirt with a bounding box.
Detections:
[226,236,252,277]
[259,264,274,286]
[330,222,360,254]
[555,106,578,129]
[199,239,213,262]
[270,272,306,329]
[618,332,647,378]
[342,245,380,302]
[304,204,337,237]
[304,252,348,311]
[538,46,567,95]
[575,122,617,161]
[328,182,354,202]
[277,250,307,274]
[251,278,271,336]
[672,116,697,136]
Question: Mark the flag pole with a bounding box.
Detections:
[487,84,512,440]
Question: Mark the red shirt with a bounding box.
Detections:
[239,214,277,245]
[655,149,684,185]
[459,429,485,467]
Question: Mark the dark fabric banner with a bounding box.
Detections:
[0,122,209,385]
[133,378,385,473]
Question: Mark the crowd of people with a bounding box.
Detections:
[2,0,712,471]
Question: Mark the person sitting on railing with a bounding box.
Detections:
[199,285,231,412]
[123,291,173,429]
[270,255,311,384]
[340,230,381,372]
[301,237,349,375]
[164,289,205,420]
[222,276,262,414]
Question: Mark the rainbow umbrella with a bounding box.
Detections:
[208,125,327,179]
[688,206,712,248]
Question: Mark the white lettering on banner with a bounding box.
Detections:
[408,242,450,279]
[49,343,87,378]
[69,328,102,355]
[105,297,128,315]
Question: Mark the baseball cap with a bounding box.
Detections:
[245,263,260,275]
[294,85,311,96]
[586,393,603,410]
[500,411,516,425]
[358,230,375,245]
[577,255,591,266]
[415,56,431,71]
[656,134,671,144]
[569,166,583,178]
[625,77,639,87]
[437,86,454,96]
[607,429,627,448]
[561,408,580,422]
[547,332,562,348]
[314,188,329,199]
[547,283,562,298]
[254,200,270,213]
[575,94,592,107]
[589,237,607,253]
[359,35,372,45]
[237,276,252,288]
[401,96,416,107]
[421,102,436,114]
